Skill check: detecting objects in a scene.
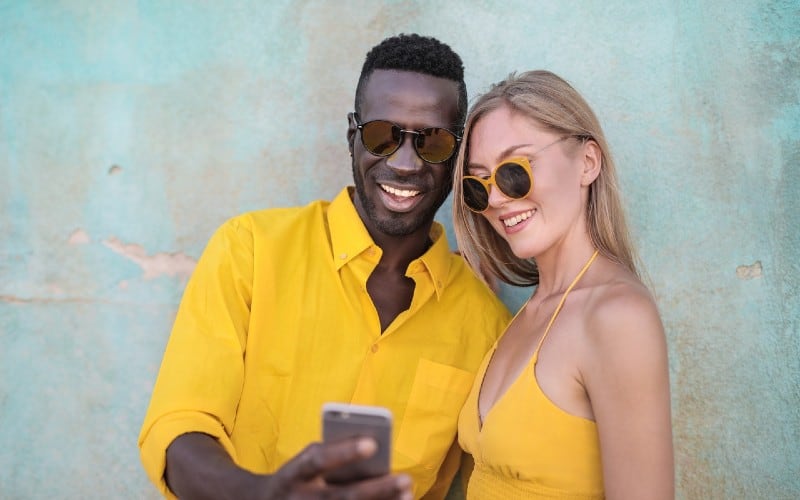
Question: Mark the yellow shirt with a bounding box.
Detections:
[138,188,509,499]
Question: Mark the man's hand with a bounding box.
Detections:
[165,433,412,500]
[262,437,412,499]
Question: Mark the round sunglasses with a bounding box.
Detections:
[462,137,568,213]
[462,157,535,213]
[353,113,462,164]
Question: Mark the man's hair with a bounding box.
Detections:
[354,33,468,126]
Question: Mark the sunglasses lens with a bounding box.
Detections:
[496,162,532,198]
[361,121,401,156]
[463,177,490,212]
[416,128,457,163]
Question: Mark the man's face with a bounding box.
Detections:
[348,70,460,239]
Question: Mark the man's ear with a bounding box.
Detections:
[346,112,356,156]
[580,139,602,186]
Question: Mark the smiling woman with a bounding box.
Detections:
[452,70,674,499]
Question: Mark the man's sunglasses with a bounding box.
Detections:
[353,113,462,164]
[462,137,568,213]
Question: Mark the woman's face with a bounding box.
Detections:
[465,105,587,259]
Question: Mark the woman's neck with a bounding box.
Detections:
[534,231,597,296]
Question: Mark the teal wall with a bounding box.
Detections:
[1,1,798,498]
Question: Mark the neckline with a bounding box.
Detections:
[477,249,600,431]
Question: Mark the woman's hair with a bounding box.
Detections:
[452,70,641,286]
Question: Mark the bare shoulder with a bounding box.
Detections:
[581,267,667,370]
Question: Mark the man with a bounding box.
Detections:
[138,33,509,499]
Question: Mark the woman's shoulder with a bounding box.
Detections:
[574,261,669,401]
[582,262,665,355]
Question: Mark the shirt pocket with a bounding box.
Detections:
[394,358,474,469]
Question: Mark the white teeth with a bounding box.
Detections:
[503,210,535,227]
[381,184,419,198]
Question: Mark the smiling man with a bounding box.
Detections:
[138,34,509,500]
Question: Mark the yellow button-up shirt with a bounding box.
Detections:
[138,188,509,498]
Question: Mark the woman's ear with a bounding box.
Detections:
[580,139,602,186]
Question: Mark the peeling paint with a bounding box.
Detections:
[736,261,763,279]
[0,295,95,304]
[67,228,90,245]
[102,237,196,280]
[0,294,29,304]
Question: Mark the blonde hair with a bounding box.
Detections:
[453,70,641,286]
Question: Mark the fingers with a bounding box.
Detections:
[269,439,413,499]
[281,438,377,482]
[329,473,413,500]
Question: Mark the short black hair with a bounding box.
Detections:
[354,33,468,126]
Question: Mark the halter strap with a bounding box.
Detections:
[533,250,599,358]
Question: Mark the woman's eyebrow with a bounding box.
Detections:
[467,143,536,170]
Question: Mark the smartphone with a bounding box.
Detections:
[321,402,392,484]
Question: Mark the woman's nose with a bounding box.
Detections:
[486,181,510,208]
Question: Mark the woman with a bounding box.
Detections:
[453,71,674,499]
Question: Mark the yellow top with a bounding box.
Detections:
[138,187,509,499]
[458,251,604,499]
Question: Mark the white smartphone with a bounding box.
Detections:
[321,402,392,484]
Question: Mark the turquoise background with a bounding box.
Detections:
[1,1,798,498]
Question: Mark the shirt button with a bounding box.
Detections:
[340,253,347,259]
[371,344,379,353]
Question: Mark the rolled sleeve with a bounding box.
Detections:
[138,411,239,498]
[137,218,254,495]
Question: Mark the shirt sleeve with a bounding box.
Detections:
[137,217,254,496]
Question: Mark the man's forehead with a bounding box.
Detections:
[361,69,458,95]
[359,70,460,122]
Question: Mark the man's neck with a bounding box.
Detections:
[370,224,434,273]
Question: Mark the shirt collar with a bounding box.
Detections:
[328,187,453,300]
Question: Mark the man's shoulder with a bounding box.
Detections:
[224,199,331,235]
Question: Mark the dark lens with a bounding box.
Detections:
[496,162,532,199]
[417,128,456,163]
[462,178,489,212]
[362,121,400,156]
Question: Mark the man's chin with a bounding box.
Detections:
[370,212,424,237]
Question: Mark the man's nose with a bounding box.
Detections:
[386,133,424,174]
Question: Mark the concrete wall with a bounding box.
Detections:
[1,1,797,498]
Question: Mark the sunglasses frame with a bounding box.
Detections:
[352,113,462,164]
[462,136,571,213]
[462,156,534,213]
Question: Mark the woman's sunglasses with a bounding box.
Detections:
[353,113,462,164]
[462,157,535,213]
[462,137,570,213]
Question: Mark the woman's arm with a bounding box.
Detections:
[583,286,674,500]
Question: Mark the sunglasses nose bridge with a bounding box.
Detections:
[485,177,510,206]
[386,129,424,171]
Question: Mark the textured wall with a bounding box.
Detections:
[1,1,798,498]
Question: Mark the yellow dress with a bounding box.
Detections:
[458,251,604,499]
